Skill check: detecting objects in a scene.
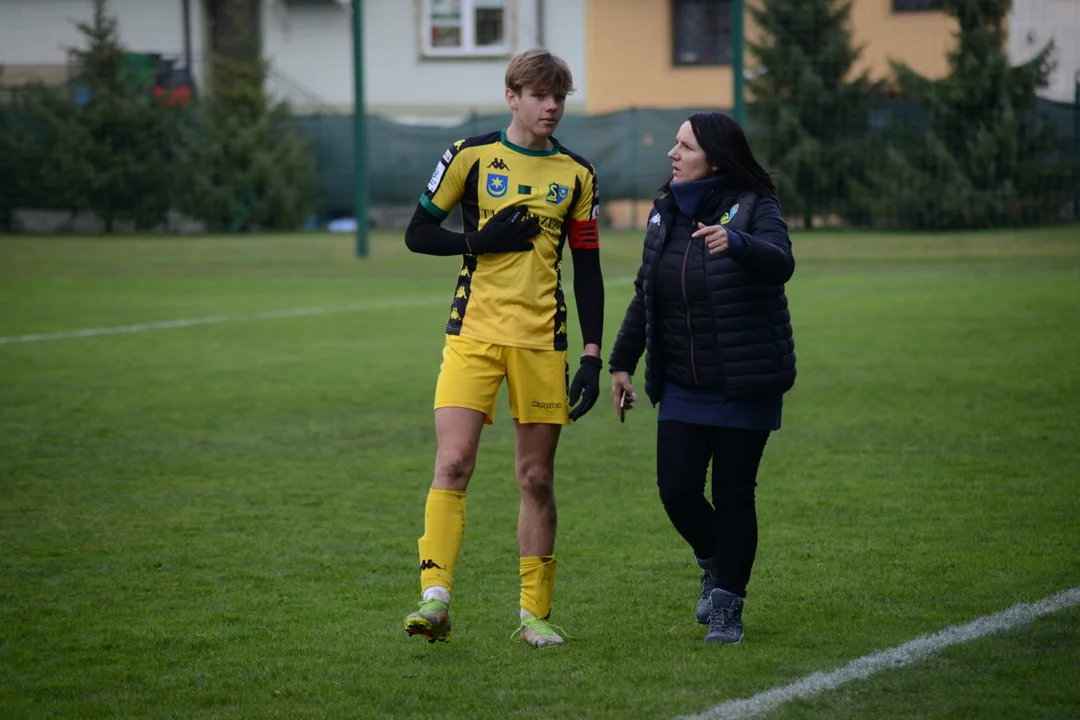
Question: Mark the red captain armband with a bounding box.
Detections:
[567,219,600,250]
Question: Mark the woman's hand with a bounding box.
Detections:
[693,222,729,255]
[611,371,636,418]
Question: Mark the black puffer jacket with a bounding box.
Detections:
[608,188,795,406]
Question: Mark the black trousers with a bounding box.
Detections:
[656,421,770,598]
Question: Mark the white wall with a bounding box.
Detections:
[262,0,353,110]
[0,0,205,84]
[1009,0,1080,103]
[262,0,587,117]
[0,0,587,117]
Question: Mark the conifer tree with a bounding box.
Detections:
[68,0,182,230]
[178,0,315,231]
[748,0,882,227]
[872,0,1072,228]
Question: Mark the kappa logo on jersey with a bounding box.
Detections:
[486,173,509,198]
[487,158,510,171]
[720,203,740,226]
[649,212,661,225]
[546,183,569,205]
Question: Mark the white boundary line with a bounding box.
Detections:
[0,296,447,345]
[0,276,637,346]
[678,586,1080,720]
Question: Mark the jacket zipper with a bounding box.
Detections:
[682,218,699,386]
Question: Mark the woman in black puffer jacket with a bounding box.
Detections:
[608,112,795,645]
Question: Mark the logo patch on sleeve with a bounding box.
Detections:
[427,161,446,193]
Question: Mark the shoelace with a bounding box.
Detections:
[709,604,737,632]
[699,570,719,597]
[511,615,571,640]
[416,598,448,614]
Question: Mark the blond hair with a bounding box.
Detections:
[505,49,575,97]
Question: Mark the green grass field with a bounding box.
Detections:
[1,227,1078,719]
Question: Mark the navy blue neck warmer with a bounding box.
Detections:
[670,174,731,217]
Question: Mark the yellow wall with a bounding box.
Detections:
[586,0,957,114]
[849,2,955,82]
[586,0,734,114]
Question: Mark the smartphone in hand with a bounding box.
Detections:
[619,390,631,423]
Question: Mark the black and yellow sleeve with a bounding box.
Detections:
[420,140,469,220]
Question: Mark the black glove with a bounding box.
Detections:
[466,205,541,254]
[569,355,603,422]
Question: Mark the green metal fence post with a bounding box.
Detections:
[1074,71,1079,219]
[732,0,746,126]
[352,0,368,258]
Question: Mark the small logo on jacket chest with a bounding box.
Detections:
[720,203,740,225]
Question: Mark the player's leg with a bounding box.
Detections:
[405,337,504,643]
[703,427,770,645]
[507,346,569,648]
[656,420,717,623]
[512,420,564,647]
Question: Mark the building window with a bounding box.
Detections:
[892,0,943,11]
[672,0,732,66]
[422,0,508,57]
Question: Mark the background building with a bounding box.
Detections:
[0,0,588,120]
[264,0,587,118]
[586,0,958,115]
[0,0,1075,229]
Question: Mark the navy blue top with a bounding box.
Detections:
[670,175,727,217]
[670,175,748,255]
[658,382,782,430]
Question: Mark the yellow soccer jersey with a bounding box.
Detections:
[420,130,600,351]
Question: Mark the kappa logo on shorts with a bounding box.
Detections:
[531,400,564,410]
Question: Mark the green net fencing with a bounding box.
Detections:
[298,99,1080,223]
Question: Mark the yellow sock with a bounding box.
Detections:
[520,555,558,618]
[417,488,466,594]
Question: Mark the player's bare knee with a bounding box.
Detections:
[517,466,555,505]
[434,452,475,489]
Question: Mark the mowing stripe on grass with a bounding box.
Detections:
[679,586,1080,720]
[0,297,447,345]
[0,277,636,345]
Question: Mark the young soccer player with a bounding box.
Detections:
[402,49,604,648]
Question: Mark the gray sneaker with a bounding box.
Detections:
[704,588,744,644]
[696,568,720,624]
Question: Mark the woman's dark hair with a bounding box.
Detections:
[661,112,776,197]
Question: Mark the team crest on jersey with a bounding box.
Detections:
[546,183,569,205]
[486,173,509,198]
[720,203,740,226]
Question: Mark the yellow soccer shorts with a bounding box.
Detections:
[434,335,570,425]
